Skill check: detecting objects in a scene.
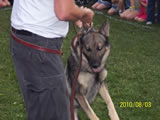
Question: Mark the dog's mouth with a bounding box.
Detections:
[92,67,101,73]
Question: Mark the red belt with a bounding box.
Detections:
[11,29,63,56]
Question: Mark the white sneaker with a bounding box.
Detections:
[146,21,152,25]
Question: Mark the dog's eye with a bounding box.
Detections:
[86,46,91,52]
[97,46,102,51]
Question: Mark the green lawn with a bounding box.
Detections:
[0,7,160,120]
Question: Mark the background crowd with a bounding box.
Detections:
[76,0,160,25]
[1,0,160,25]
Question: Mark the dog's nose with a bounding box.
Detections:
[91,63,100,68]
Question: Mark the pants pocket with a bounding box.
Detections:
[25,75,70,120]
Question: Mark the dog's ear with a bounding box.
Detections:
[80,22,93,34]
[99,21,110,37]
[81,25,89,34]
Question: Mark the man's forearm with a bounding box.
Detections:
[54,0,93,23]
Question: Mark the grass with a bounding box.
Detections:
[0,7,160,120]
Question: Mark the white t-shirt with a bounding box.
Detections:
[11,0,69,38]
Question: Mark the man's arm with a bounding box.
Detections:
[0,0,10,8]
[54,0,94,25]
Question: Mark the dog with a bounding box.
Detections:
[65,21,119,120]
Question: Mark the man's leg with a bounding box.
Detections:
[10,31,70,120]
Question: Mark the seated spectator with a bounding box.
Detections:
[135,0,148,22]
[9,0,13,5]
[92,0,111,10]
[107,0,125,15]
[75,0,89,5]
[0,0,10,7]
[146,0,160,25]
[120,0,140,20]
[118,0,126,14]
[125,0,131,9]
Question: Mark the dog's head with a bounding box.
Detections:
[72,21,110,73]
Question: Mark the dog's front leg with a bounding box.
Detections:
[75,93,99,120]
[99,83,119,120]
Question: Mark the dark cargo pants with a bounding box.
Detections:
[10,29,70,120]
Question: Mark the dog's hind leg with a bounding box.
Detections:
[99,83,119,120]
[75,94,99,120]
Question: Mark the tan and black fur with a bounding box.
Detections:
[65,21,119,120]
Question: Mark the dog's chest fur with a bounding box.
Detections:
[66,55,103,105]
[78,72,102,103]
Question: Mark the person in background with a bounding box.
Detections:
[125,0,131,9]
[146,0,160,25]
[120,0,140,20]
[0,0,10,7]
[107,0,125,15]
[92,0,111,10]
[10,0,94,120]
[118,0,125,14]
[135,0,148,22]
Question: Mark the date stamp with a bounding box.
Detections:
[120,101,152,108]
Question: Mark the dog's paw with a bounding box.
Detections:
[110,114,119,120]
[94,117,100,120]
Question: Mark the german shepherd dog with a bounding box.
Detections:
[65,21,119,120]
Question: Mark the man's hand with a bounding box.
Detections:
[55,0,94,28]
[0,0,10,8]
[74,6,94,29]
[80,7,94,28]
[74,20,83,28]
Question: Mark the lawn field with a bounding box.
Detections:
[0,7,160,120]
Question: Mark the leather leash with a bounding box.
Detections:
[70,22,93,120]
[70,24,83,120]
[11,29,63,56]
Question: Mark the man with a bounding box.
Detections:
[0,0,10,7]
[10,0,94,120]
